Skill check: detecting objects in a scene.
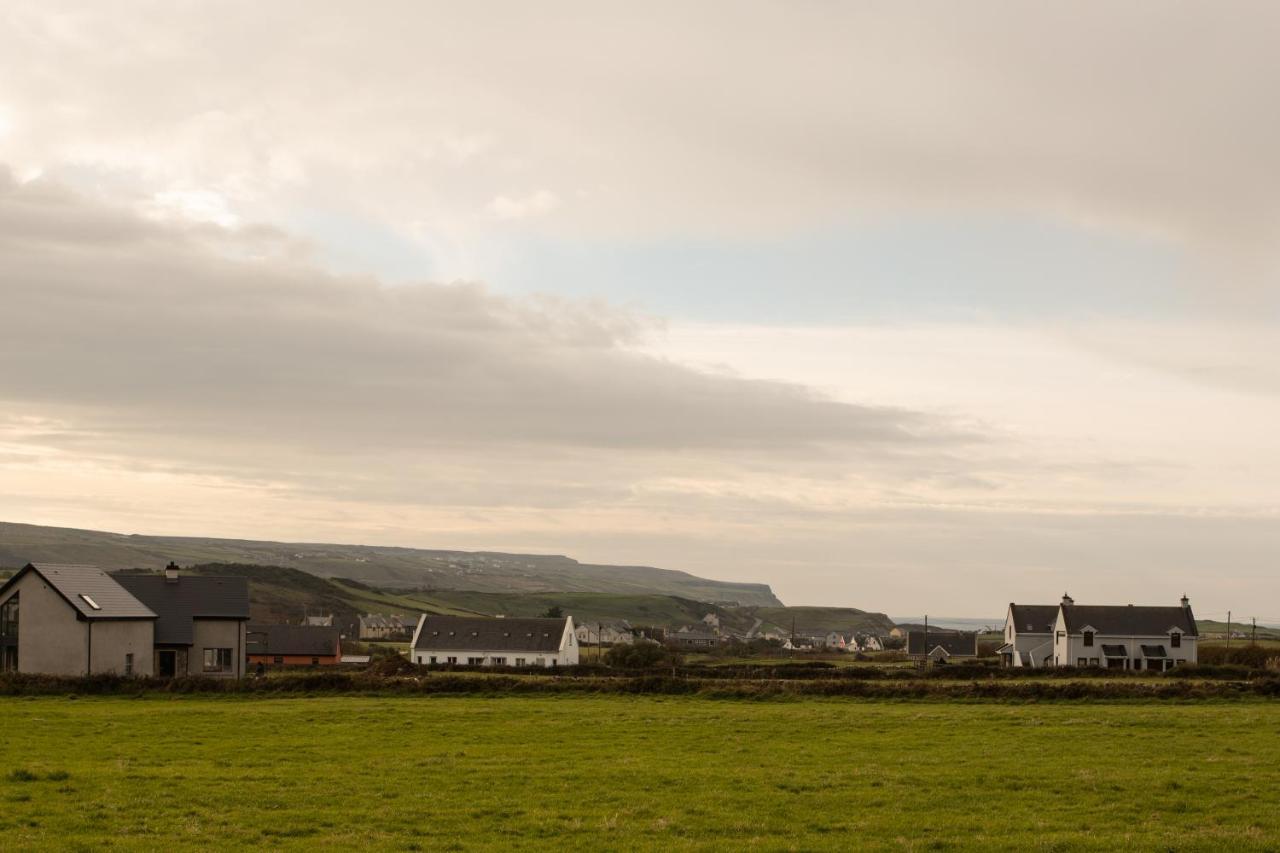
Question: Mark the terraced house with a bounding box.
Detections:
[0,562,250,678]
[411,614,578,667]
[1052,594,1198,670]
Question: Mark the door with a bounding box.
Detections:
[157,650,177,678]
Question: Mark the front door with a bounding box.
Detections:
[157,650,177,678]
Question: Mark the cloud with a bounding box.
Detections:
[489,190,560,221]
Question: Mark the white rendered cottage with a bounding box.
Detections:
[996,603,1059,667]
[1052,594,1198,670]
[411,615,578,668]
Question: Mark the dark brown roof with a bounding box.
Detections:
[1008,604,1058,634]
[907,631,978,657]
[247,624,340,657]
[115,573,249,645]
[3,564,157,620]
[1060,604,1197,637]
[413,615,568,652]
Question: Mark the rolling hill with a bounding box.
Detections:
[736,605,896,637]
[0,521,780,606]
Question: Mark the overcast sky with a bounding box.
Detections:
[2,2,1278,618]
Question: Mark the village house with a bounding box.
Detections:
[669,625,721,649]
[823,631,847,650]
[906,630,978,663]
[854,634,885,652]
[411,615,578,667]
[996,603,1059,668]
[247,624,342,666]
[359,613,417,640]
[574,621,635,646]
[1052,594,1198,670]
[0,562,249,678]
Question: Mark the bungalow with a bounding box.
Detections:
[359,613,417,640]
[996,603,1058,668]
[669,625,721,649]
[0,561,250,678]
[574,621,635,646]
[1052,594,1198,670]
[247,624,342,666]
[411,615,578,667]
[906,630,978,663]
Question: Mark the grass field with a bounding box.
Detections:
[2,696,1279,851]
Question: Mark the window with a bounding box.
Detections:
[467,656,484,665]
[1171,632,1181,648]
[1077,658,1087,667]
[311,657,319,666]
[1,593,19,673]
[79,594,101,611]
[1083,631,1094,647]
[492,657,507,666]
[273,656,283,665]
[515,658,526,667]
[429,656,438,664]
[1089,658,1099,666]
[446,656,458,664]
[1056,631,1065,641]
[125,653,134,676]
[203,648,233,673]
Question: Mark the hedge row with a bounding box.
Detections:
[2,671,1278,701]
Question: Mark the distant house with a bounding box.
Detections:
[303,614,334,627]
[574,621,635,646]
[856,634,885,652]
[701,613,721,630]
[359,613,417,641]
[247,624,342,666]
[782,636,819,651]
[669,625,721,649]
[996,603,1058,668]
[115,563,251,679]
[823,632,847,650]
[888,626,906,639]
[411,615,578,667]
[0,561,249,678]
[906,630,978,663]
[1052,594,1198,670]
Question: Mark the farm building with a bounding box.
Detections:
[411,615,578,667]
[247,624,342,666]
[996,603,1059,667]
[1051,594,1198,670]
[906,630,978,662]
[0,562,249,678]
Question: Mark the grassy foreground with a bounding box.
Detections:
[1,697,1278,851]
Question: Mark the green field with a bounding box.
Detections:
[2,696,1279,851]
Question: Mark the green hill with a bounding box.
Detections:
[739,605,896,637]
[0,521,780,607]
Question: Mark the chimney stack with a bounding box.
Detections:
[1061,592,1074,606]
[164,561,180,583]
[1180,593,1190,608]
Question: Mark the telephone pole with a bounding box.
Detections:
[1226,611,1231,650]
[1252,617,1257,647]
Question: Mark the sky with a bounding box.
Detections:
[1,2,1278,618]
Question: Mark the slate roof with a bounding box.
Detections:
[1060,604,1197,637]
[1008,604,1059,634]
[1141,644,1167,658]
[3,564,156,620]
[115,573,250,645]
[906,631,978,657]
[247,624,340,657]
[413,616,568,652]
[1101,644,1128,657]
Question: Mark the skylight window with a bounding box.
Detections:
[80,594,101,611]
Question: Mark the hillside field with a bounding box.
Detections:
[2,696,1278,851]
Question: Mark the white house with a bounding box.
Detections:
[1052,594,1198,670]
[823,632,847,650]
[574,621,635,646]
[996,603,1059,667]
[411,615,578,668]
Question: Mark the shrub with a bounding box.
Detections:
[605,642,680,669]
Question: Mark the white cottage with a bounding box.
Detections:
[1051,594,1198,670]
[411,615,578,668]
[996,603,1059,667]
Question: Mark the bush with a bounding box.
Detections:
[605,643,681,669]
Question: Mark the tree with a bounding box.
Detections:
[543,605,564,618]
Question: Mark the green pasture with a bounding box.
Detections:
[1,696,1278,851]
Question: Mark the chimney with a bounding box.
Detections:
[1180,593,1190,608]
[164,561,180,583]
[1061,592,1074,606]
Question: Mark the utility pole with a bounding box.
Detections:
[923,614,929,670]
[1227,611,1231,650]
[1252,617,1257,647]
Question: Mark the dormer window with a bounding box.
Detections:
[1083,631,1094,647]
[1171,632,1181,648]
[79,594,101,611]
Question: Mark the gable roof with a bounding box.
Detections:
[247,624,340,657]
[413,615,569,652]
[115,573,250,645]
[1008,604,1058,634]
[1060,604,1197,637]
[1,564,156,620]
[906,631,978,657]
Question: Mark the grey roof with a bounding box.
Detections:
[1141,644,1167,658]
[413,615,568,652]
[1101,644,1128,657]
[4,564,156,620]
[1008,604,1059,634]
[115,573,249,645]
[907,631,978,657]
[247,624,340,657]
[1061,604,1197,637]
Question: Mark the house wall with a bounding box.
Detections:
[412,647,577,667]
[248,654,340,666]
[89,620,155,676]
[189,619,247,678]
[5,572,88,676]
